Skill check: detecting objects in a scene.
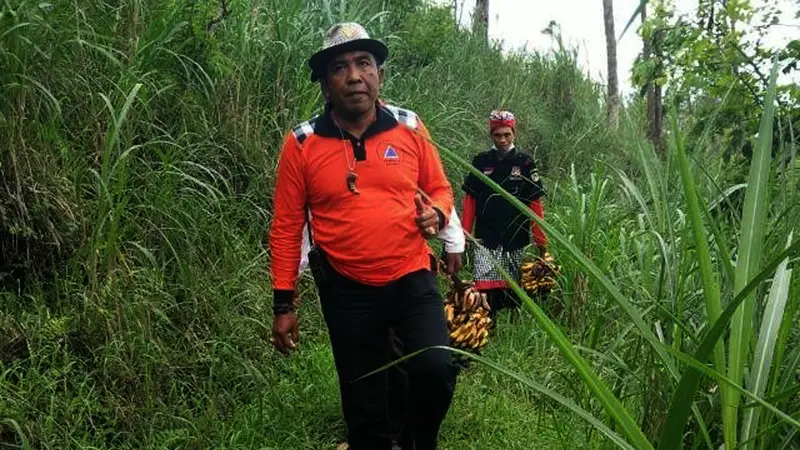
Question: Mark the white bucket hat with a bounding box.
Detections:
[308,22,389,82]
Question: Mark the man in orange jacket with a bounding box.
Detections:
[460,110,548,320]
[268,22,458,450]
[296,206,464,449]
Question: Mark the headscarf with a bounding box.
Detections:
[489,110,516,132]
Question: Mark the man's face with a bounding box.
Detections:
[491,126,515,152]
[323,50,383,117]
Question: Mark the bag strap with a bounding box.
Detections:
[304,205,314,246]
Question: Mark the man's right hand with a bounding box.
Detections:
[414,194,439,238]
[271,312,298,355]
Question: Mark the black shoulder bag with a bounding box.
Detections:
[305,207,331,285]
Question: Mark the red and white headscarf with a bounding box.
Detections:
[489,110,516,132]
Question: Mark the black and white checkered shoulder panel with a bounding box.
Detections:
[382,104,420,131]
[291,115,321,144]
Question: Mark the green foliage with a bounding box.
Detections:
[1,0,799,449]
[0,0,617,447]
[391,4,458,70]
[633,0,799,160]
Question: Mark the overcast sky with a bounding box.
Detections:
[433,0,798,96]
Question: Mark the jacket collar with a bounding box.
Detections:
[489,145,517,162]
[315,101,398,140]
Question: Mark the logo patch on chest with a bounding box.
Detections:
[383,146,399,162]
[511,166,522,177]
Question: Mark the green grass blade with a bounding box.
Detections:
[423,141,655,448]
[634,134,666,232]
[776,333,800,394]
[434,141,679,381]
[778,429,799,450]
[759,267,800,449]
[706,183,747,212]
[689,84,739,285]
[698,186,741,283]
[742,232,794,449]
[615,168,654,230]
[729,57,779,448]
[1,418,31,450]
[109,83,143,157]
[449,348,638,450]
[494,257,654,450]
[435,139,722,448]
[100,83,143,181]
[359,345,637,450]
[658,105,727,450]
[658,238,800,450]
[763,383,800,406]
[657,342,800,432]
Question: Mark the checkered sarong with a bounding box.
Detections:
[472,245,525,290]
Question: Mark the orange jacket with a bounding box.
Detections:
[269,102,453,294]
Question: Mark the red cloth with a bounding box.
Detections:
[530,198,548,247]
[461,194,477,234]
[489,119,515,132]
[489,110,516,132]
[474,280,509,290]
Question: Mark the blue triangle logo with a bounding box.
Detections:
[384,146,399,160]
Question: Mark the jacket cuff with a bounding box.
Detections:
[273,289,295,315]
[434,207,446,231]
[444,240,465,253]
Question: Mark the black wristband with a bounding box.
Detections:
[434,207,445,231]
[273,289,295,315]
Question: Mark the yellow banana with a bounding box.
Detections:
[451,325,470,342]
[480,293,490,311]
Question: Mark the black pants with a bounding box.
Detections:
[387,328,408,442]
[318,262,458,450]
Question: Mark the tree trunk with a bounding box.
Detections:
[650,83,663,153]
[603,0,619,128]
[473,0,489,42]
[642,3,664,154]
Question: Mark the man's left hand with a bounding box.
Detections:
[415,194,439,238]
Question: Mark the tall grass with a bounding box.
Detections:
[430,55,799,448]
[0,0,613,448]
[1,0,798,449]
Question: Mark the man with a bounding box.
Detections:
[297,208,464,449]
[269,22,458,450]
[460,110,548,320]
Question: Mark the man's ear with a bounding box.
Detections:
[320,81,330,100]
[378,66,385,87]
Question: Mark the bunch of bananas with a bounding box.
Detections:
[520,252,560,295]
[444,280,492,351]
